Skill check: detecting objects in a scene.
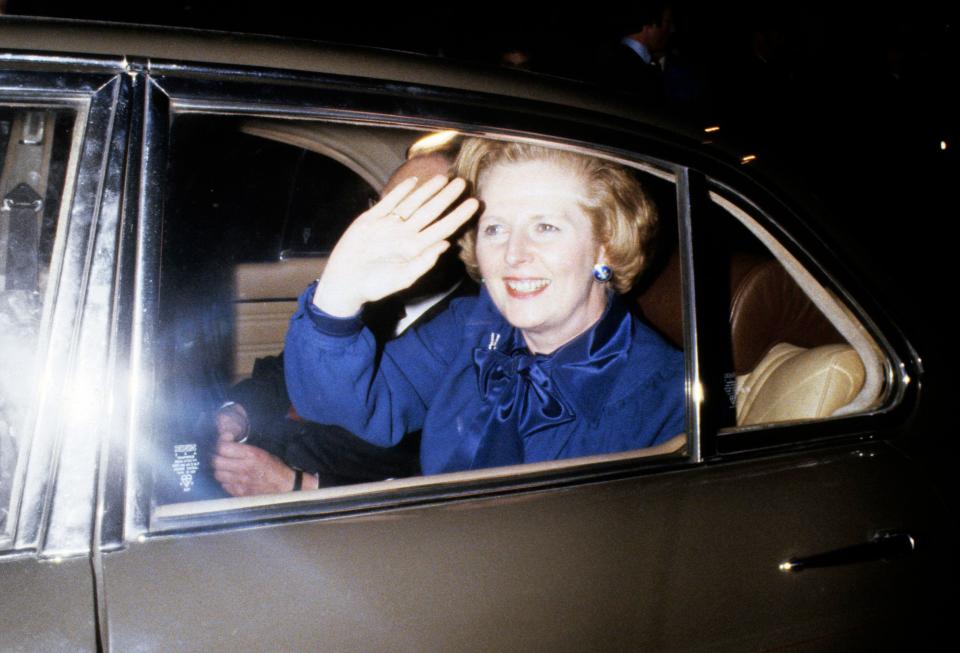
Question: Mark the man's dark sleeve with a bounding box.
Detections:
[227,353,291,436]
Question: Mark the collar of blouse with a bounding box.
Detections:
[472,291,632,429]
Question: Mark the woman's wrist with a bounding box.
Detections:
[313,271,364,317]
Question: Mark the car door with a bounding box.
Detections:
[92,51,948,652]
[0,55,132,650]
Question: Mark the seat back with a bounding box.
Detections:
[636,248,862,425]
[232,257,325,382]
[736,343,865,425]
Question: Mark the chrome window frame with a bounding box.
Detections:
[0,60,127,556]
[111,58,917,541]
[122,65,704,539]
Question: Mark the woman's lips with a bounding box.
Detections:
[503,277,550,298]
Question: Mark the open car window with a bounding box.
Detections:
[148,118,690,520]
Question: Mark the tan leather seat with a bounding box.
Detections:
[636,249,862,425]
[232,257,325,382]
[736,343,865,426]
[636,251,843,373]
[729,259,843,374]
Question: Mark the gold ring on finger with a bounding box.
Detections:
[388,210,410,222]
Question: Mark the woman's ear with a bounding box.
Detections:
[595,244,608,266]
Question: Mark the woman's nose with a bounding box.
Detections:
[504,231,533,266]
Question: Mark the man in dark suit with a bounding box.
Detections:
[596,2,675,101]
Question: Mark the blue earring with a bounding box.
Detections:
[593,263,612,282]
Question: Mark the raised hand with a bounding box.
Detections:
[313,175,479,317]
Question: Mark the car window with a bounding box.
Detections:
[148,119,689,516]
[0,107,74,538]
[700,188,890,433]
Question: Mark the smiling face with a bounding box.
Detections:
[475,159,608,354]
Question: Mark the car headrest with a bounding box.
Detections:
[736,343,866,426]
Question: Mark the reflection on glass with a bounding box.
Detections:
[0,108,74,534]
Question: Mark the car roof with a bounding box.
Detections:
[0,16,685,131]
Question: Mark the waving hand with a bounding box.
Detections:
[313,175,479,316]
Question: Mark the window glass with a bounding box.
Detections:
[0,107,74,536]
[152,120,686,513]
[701,191,888,431]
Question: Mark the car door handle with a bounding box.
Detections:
[779,530,917,573]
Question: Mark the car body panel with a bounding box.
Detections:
[97,441,937,652]
[0,554,97,650]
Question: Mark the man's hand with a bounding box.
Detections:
[212,402,318,496]
[212,441,299,496]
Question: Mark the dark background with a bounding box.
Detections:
[5,2,955,168]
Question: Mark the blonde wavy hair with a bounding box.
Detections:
[454,138,657,294]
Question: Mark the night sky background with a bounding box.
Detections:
[5,2,955,164]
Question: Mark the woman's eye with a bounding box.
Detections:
[534,223,559,233]
[482,224,504,237]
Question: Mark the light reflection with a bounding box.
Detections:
[67,379,100,425]
[940,141,948,151]
[740,154,757,164]
[778,561,793,572]
[703,125,720,133]
[692,381,704,404]
[409,130,459,157]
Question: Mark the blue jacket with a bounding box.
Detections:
[285,285,685,475]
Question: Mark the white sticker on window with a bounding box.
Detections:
[172,443,200,492]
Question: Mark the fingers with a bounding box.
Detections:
[222,484,245,497]
[215,441,256,460]
[211,454,249,474]
[403,178,468,230]
[416,196,480,245]
[213,443,268,475]
[212,444,295,496]
[216,475,254,498]
[363,176,419,222]
[391,174,450,221]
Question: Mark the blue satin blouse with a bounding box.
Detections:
[284,285,685,475]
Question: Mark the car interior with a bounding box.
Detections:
[152,117,887,514]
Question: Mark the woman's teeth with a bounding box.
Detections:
[506,279,550,293]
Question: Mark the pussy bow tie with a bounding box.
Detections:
[473,346,576,439]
